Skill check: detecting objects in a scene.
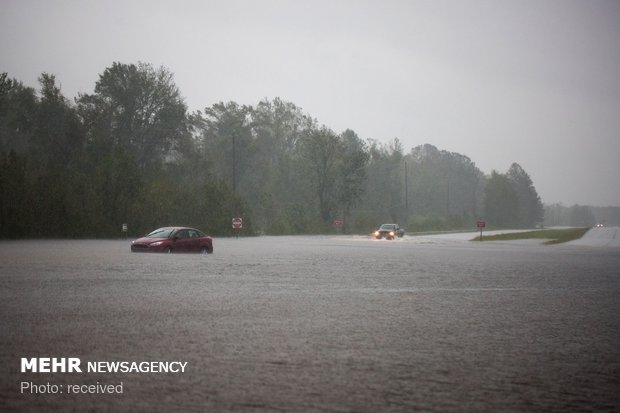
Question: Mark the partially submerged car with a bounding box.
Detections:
[374,224,405,240]
[131,227,213,253]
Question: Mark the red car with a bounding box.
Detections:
[131,227,213,253]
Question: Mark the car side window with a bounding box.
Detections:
[176,230,189,239]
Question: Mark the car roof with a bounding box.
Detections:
[155,226,201,232]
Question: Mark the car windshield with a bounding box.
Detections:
[146,228,175,238]
[380,224,396,230]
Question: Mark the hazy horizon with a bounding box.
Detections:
[2,0,619,206]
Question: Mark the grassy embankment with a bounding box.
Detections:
[475,227,590,245]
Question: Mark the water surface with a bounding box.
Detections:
[1,237,619,412]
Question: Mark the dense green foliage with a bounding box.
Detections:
[1,64,546,238]
[483,164,544,229]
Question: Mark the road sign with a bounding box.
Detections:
[333,219,343,227]
[477,220,486,241]
[232,217,243,229]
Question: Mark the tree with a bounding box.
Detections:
[197,101,253,191]
[0,151,29,237]
[338,129,369,229]
[2,65,553,237]
[0,77,37,153]
[568,204,596,227]
[300,126,342,225]
[544,203,596,227]
[404,144,485,230]
[77,62,188,172]
[71,63,191,236]
[32,73,84,167]
[0,72,13,110]
[506,163,544,227]
[484,171,520,228]
[247,98,314,232]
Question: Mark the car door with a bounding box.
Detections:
[173,229,191,252]
[186,229,201,252]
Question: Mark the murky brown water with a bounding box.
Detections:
[1,237,619,412]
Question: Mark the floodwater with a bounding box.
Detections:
[1,236,619,412]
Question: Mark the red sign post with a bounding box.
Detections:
[477,220,486,241]
[232,217,242,238]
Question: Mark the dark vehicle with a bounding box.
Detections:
[131,227,213,253]
[374,224,405,240]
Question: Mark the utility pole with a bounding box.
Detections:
[232,131,236,195]
[404,160,408,213]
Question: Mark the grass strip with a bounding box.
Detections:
[474,227,590,244]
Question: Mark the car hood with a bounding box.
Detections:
[132,236,168,244]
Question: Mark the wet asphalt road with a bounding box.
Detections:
[1,236,619,412]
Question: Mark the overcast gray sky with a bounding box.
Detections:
[2,0,619,206]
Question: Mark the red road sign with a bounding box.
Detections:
[333,219,343,227]
[232,217,243,229]
[477,221,486,228]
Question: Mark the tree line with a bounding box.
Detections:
[544,204,620,227]
[0,64,544,238]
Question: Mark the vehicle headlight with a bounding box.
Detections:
[150,241,163,247]
[389,231,395,236]
[374,231,379,236]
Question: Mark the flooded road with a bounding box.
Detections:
[1,236,619,412]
